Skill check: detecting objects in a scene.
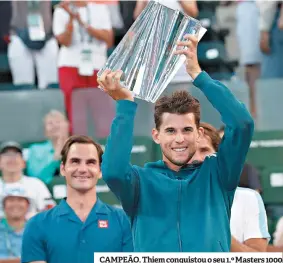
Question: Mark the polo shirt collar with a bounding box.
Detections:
[56,198,109,224]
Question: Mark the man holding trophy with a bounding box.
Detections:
[98,30,254,252]
[98,25,254,252]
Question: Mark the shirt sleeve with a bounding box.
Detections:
[21,216,47,263]
[52,7,70,36]
[243,191,270,242]
[193,72,254,192]
[256,0,277,32]
[92,4,112,30]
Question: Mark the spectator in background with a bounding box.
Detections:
[26,110,69,185]
[0,1,12,52]
[8,1,58,89]
[257,1,283,78]
[0,141,55,219]
[218,125,262,193]
[193,123,270,252]
[108,1,137,48]
[0,188,30,260]
[236,0,261,119]
[52,1,114,135]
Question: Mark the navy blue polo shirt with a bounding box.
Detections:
[21,198,133,263]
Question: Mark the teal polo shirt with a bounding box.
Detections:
[21,199,133,263]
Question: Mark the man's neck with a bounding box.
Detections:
[164,161,181,172]
[66,187,97,222]
[6,218,25,232]
[162,157,181,172]
[2,172,22,183]
[50,137,58,147]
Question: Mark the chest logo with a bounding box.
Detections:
[98,220,108,228]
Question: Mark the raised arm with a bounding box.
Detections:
[175,35,254,191]
[98,70,140,216]
[193,72,254,190]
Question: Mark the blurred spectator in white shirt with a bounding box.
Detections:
[0,141,55,219]
[8,1,58,89]
[230,187,270,251]
[52,1,114,136]
[0,187,30,260]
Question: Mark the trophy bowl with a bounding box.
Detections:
[98,0,205,103]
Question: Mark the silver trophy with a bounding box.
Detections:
[98,0,205,103]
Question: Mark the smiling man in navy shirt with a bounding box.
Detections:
[21,135,133,263]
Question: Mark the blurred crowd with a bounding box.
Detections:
[1,0,283,261]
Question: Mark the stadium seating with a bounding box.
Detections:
[47,83,60,89]
[197,41,238,80]
[197,10,229,43]
[260,166,283,205]
[246,131,283,173]
[256,78,283,131]
[0,89,65,144]
[0,83,37,91]
[0,52,9,73]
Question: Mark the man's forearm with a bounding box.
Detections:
[231,238,258,252]
[102,100,136,183]
[179,0,198,18]
[101,100,138,211]
[0,259,20,263]
[193,72,253,126]
[267,245,283,252]
[56,24,73,47]
[231,237,266,252]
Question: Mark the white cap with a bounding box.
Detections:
[2,187,30,203]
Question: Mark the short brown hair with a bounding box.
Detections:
[61,135,103,165]
[200,122,221,151]
[154,90,200,130]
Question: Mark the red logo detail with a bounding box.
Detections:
[98,220,108,228]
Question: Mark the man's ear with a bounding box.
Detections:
[197,127,204,143]
[152,128,160,145]
[60,162,66,177]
